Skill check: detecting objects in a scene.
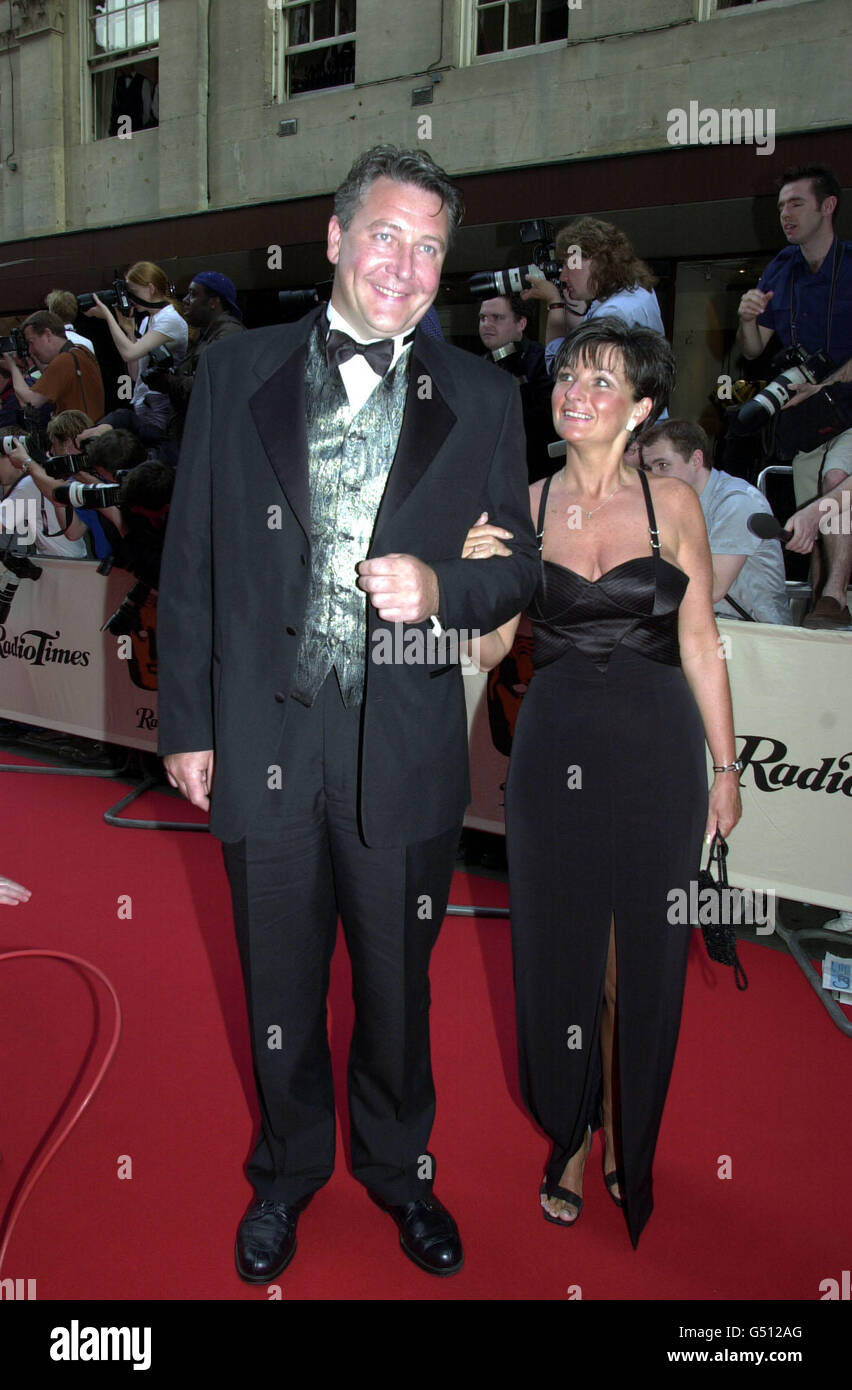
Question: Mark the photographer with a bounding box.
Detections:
[100,455,175,692]
[1,312,105,421]
[477,293,557,481]
[83,260,188,445]
[521,218,664,373]
[144,272,244,448]
[10,418,146,561]
[737,165,852,630]
[1,437,88,558]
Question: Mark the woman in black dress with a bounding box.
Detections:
[466,321,741,1246]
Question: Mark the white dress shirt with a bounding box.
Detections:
[326,304,412,420]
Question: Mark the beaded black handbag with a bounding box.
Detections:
[696,833,749,991]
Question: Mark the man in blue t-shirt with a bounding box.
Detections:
[737,165,852,630]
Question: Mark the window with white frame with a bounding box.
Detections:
[701,0,790,12]
[281,0,356,98]
[88,1,159,141]
[474,0,568,57]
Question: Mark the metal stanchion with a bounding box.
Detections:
[775,907,852,1039]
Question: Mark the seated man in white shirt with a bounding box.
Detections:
[641,419,793,624]
[45,289,97,357]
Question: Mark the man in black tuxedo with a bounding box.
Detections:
[157,146,538,1281]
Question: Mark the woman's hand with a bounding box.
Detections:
[462,511,513,559]
[705,774,742,843]
[0,875,31,905]
[84,293,110,321]
[520,274,562,307]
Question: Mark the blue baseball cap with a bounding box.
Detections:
[190,271,243,320]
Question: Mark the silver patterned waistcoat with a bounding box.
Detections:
[290,321,411,708]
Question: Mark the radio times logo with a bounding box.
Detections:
[0,625,91,667]
[738,736,852,797]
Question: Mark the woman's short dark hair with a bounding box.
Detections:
[553,318,675,428]
[333,145,464,247]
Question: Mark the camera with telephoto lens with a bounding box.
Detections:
[469,219,561,300]
[0,326,28,360]
[733,345,835,435]
[40,441,98,480]
[0,539,42,624]
[278,287,331,322]
[99,458,174,638]
[102,578,152,637]
[2,430,49,466]
[76,278,133,316]
[140,344,175,387]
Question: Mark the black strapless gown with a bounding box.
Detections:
[505,469,708,1247]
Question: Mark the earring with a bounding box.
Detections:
[625,420,635,433]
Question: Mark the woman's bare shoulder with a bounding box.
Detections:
[643,471,702,522]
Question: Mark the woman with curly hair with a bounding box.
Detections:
[523,217,665,372]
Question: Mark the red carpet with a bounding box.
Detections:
[1,750,850,1302]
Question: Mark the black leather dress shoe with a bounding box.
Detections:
[235,1197,308,1282]
[370,1192,464,1276]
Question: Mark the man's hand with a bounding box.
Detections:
[783,502,821,554]
[4,441,30,471]
[782,380,822,410]
[357,554,440,623]
[77,423,113,445]
[738,288,773,322]
[1,351,21,373]
[164,750,215,812]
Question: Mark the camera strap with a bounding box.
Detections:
[60,342,92,418]
[789,238,844,356]
[720,594,755,622]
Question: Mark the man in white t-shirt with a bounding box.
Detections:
[0,444,88,559]
[641,419,792,624]
[45,290,96,357]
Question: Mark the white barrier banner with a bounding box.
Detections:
[0,558,160,751]
[464,618,852,912]
[4,563,850,910]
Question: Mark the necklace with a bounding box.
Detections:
[583,481,624,519]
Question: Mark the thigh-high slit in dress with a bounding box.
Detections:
[505,467,708,1247]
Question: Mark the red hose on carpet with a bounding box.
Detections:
[0,950,122,1274]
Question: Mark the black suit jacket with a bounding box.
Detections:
[157,305,540,845]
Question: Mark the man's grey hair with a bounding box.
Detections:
[333,145,464,248]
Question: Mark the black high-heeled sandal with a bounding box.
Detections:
[540,1127,591,1227]
[603,1168,625,1209]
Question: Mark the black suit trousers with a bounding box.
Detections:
[222,673,460,1206]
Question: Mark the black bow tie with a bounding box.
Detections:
[326,328,396,377]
